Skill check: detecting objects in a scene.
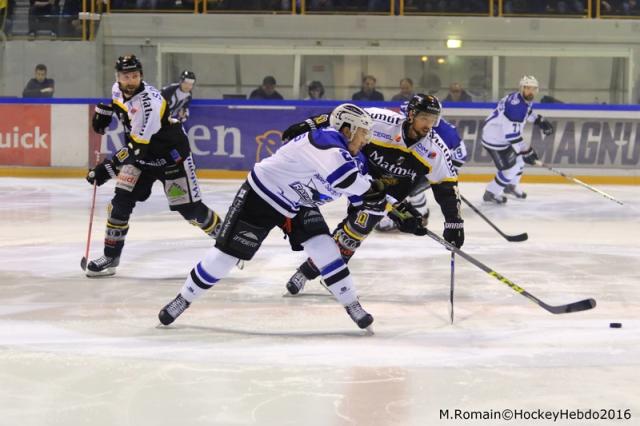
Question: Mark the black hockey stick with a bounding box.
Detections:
[534,160,624,205]
[80,180,98,271]
[460,195,528,242]
[425,229,596,314]
[449,252,455,324]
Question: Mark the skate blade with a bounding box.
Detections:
[236,260,245,270]
[363,326,374,336]
[85,268,116,278]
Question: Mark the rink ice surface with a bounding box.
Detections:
[0,178,638,426]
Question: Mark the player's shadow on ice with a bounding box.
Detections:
[162,324,371,338]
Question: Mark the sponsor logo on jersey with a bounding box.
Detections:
[138,91,153,135]
[368,150,418,180]
[373,130,392,141]
[291,178,334,206]
[369,112,402,125]
[428,151,437,159]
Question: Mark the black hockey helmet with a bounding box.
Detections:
[407,93,441,118]
[115,54,143,74]
[180,70,196,82]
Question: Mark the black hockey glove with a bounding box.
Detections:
[522,148,539,166]
[360,179,387,213]
[92,103,114,135]
[443,219,464,248]
[86,159,117,186]
[534,116,554,136]
[389,201,427,236]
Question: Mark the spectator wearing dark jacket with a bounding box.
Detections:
[22,64,55,98]
[249,76,284,100]
[351,75,385,101]
[444,82,472,103]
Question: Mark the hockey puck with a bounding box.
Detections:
[609,322,622,328]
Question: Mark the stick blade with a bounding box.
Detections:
[549,298,597,314]
[80,257,87,271]
[505,233,528,242]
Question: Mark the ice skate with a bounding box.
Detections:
[504,184,527,199]
[345,300,374,330]
[158,294,190,325]
[483,190,507,205]
[286,269,308,295]
[86,255,120,277]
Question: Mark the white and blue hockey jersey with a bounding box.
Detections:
[248,128,372,218]
[481,91,539,153]
[433,118,466,170]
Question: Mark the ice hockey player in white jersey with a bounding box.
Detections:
[376,100,467,231]
[158,104,388,330]
[84,55,222,277]
[482,75,554,204]
[281,94,464,296]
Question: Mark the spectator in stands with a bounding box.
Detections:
[249,75,284,100]
[391,77,414,102]
[22,64,55,98]
[444,82,472,103]
[305,80,325,100]
[621,0,640,14]
[28,0,59,40]
[352,75,384,101]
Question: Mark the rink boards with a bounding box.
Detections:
[0,100,639,183]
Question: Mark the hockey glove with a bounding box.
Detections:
[389,201,427,236]
[360,179,387,213]
[92,103,114,135]
[443,219,464,248]
[522,148,539,166]
[86,160,117,186]
[534,116,554,136]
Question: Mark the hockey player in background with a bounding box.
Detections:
[157,104,387,330]
[482,75,554,204]
[281,94,464,296]
[161,70,196,123]
[85,55,222,277]
[376,100,467,232]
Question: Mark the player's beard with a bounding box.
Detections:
[523,92,535,102]
[411,125,429,139]
[119,82,139,97]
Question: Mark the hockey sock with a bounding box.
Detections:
[302,234,358,306]
[408,191,429,216]
[180,248,238,303]
[104,218,129,258]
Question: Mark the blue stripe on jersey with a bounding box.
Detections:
[320,258,346,276]
[327,161,357,185]
[250,170,297,215]
[505,132,520,139]
[196,262,219,285]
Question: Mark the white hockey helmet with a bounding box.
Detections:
[519,75,539,90]
[329,103,373,142]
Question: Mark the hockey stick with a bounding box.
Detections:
[534,160,624,206]
[81,151,101,271]
[425,229,596,314]
[449,252,455,324]
[460,195,528,242]
[80,180,98,271]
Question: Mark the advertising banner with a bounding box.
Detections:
[90,103,640,171]
[0,104,51,167]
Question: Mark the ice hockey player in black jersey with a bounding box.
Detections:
[85,55,222,277]
[158,104,386,330]
[282,94,464,296]
[161,70,195,123]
